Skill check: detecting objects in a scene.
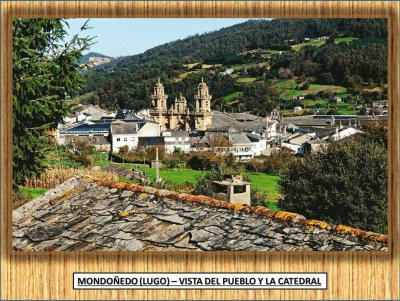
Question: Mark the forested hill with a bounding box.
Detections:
[80,18,388,113]
[105,18,387,67]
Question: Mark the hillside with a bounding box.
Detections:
[80,18,388,116]
[80,52,114,67]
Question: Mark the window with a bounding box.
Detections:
[116,138,121,142]
[124,137,128,141]
[131,137,136,141]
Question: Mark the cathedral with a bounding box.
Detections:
[149,78,213,131]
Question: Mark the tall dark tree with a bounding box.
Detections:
[278,135,387,234]
[13,18,93,185]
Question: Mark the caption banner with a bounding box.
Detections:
[73,272,327,290]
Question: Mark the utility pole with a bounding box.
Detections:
[155,147,160,182]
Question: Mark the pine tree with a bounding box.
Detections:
[13,18,93,186]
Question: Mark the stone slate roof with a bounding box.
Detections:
[13,176,388,252]
[211,112,272,133]
[65,135,110,145]
[110,121,138,135]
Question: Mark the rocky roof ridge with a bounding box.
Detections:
[93,178,388,245]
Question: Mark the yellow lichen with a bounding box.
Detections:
[139,193,148,198]
[306,219,330,229]
[232,203,246,212]
[83,177,96,183]
[275,211,298,221]
[117,182,127,189]
[120,211,130,217]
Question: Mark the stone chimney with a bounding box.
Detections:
[212,174,251,205]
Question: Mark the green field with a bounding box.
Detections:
[302,99,329,107]
[245,172,281,197]
[237,77,257,83]
[276,80,347,99]
[223,91,243,103]
[18,186,48,199]
[183,62,201,69]
[175,70,200,81]
[232,63,255,72]
[337,109,357,115]
[116,164,280,197]
[334,37,358,44]
[292,40,325,51]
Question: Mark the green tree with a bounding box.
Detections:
[13,19,93,185]
[278,135,388,234]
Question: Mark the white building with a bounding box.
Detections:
[325,127,362,142]
[162,130,190,153]
[245,133,267,156]
[137,120,161,137]
[110,121,139,153]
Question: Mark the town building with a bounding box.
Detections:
[149,78,213,131]
[110,120,139,152]
[139,130,190,154]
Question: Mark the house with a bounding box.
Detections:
[333,97,342,104]
[56,122,110,145]
[323,126,362,142]
[139,130,190,154]
[245,133,267,156]
[64,135,111,152]
[303,139,327,154]
[292,96,305,101]
[281,133,312,155]
[110,120,139,152]
[162,130,190,153]
[72,104,108,120]
[229,132,254,160]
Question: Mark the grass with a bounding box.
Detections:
[18,186,48,199]
[337,109,357,115]
[201,64,222,69]
[302,99,329,107]
[281,109,305,117]
[275,80,298,92]
[92,151,110,167]
[183,62,201,69]
[223,91,243,103]
[232,63,256,72]
[115,164,280,196]
[237,77,257,83]
[334,37,358,44]
[245,172,281,197]
[292,40,325,51]
[276,80,347,100]
[174,70,200,81]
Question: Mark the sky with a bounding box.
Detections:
[65,18,255,58]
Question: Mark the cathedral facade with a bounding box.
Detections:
[149,78,213,131]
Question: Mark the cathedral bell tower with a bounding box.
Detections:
[149,78,168,128]
[195,77,212,113]
[193,78,213,130]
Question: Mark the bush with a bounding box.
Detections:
[263,147,299,173]
[73,154,92,168]
[250,187,268,207]
[187,152,220,170]
[278,135,388,234]
[192,166,225,196]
